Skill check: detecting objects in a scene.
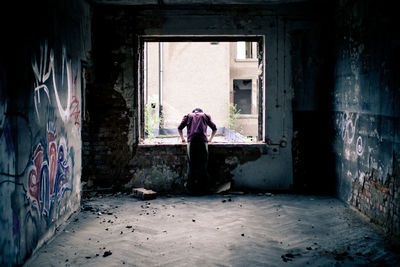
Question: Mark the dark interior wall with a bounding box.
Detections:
[84,2,331,193]
[290,9,336,194]
[0,1,91,264]
[82,5,134,189]
[333,0,400,235]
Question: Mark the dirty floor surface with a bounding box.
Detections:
[25,194,400,266]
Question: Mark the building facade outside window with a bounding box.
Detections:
[142,39,262,143]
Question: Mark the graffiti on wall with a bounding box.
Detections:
[32,41,76,123]
[27,122,73,217]
[70,95,81,136]
[337,112,365,156]
[27,41,78,215]
[69,69,81,136]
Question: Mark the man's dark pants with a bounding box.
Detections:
[185,139,209,195]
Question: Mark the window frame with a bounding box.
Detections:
[136,35,265,144]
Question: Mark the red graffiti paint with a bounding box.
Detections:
[47,130,57,196]
[28,144,43,210]
[69,95,80,128]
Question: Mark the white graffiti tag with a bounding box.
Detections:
[338,113,357,144]
[356,136,364,156]
[337,113,365,157]
[32,41,71,122]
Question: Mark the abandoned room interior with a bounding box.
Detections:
[0,0,399,266]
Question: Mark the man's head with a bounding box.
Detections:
[192,108,203,113]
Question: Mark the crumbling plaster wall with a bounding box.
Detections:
[0,0,91,265]
[333,0,400,235]
[85,3,331,193]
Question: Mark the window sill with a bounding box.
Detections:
[235,59,258,62]
[237,114,258,119]
[138,142,266,147]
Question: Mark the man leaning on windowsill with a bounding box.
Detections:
[178,108,217,195]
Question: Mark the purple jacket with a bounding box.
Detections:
[178,112,217,142]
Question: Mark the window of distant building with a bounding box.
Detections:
[233,79,252,114]
[236,41,256,60]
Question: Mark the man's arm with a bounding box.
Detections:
[178,129,185,142]
[205,114,217,142]
[209,129,217,143]
[178,115,188,143]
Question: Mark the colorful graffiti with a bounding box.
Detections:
[26,42,77,216]
[27,123,73,217]
[31,41,73,123]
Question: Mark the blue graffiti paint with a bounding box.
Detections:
[12,210,19,237]
[3,122,14,155]
[27,131,73,217]
[54,142,72,204]
[39,163,50,217]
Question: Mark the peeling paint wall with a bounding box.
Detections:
[0,1,91,265]
[84,2,329,192]
[333,0,400,235]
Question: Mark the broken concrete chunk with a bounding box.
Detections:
[215,181,231,194]
[103,251,112,257]
[132,188,157,200]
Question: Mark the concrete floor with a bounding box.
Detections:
[25,193,400,266]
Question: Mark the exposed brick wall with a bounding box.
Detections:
[83,86,131,189]
[82,7,135,190]
[351,158,400,235]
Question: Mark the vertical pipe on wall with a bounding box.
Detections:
[261,36,266,141]
[282,18,287,139]
[158,42,163,130]
[144,42,148,104]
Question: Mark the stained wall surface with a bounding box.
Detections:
[333,0,400,235]
[84,2,332,193]
[0,1,91,265]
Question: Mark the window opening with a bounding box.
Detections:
[236,41,255,59]
[139,37,264,144]
[233,79,252,114]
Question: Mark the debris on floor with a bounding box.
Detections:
[221,198,232,203]
[26,194,400,266]
[281,252,300,262]
[103,250,112,257]
[215,181,231,194]
[132,188,157,200]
